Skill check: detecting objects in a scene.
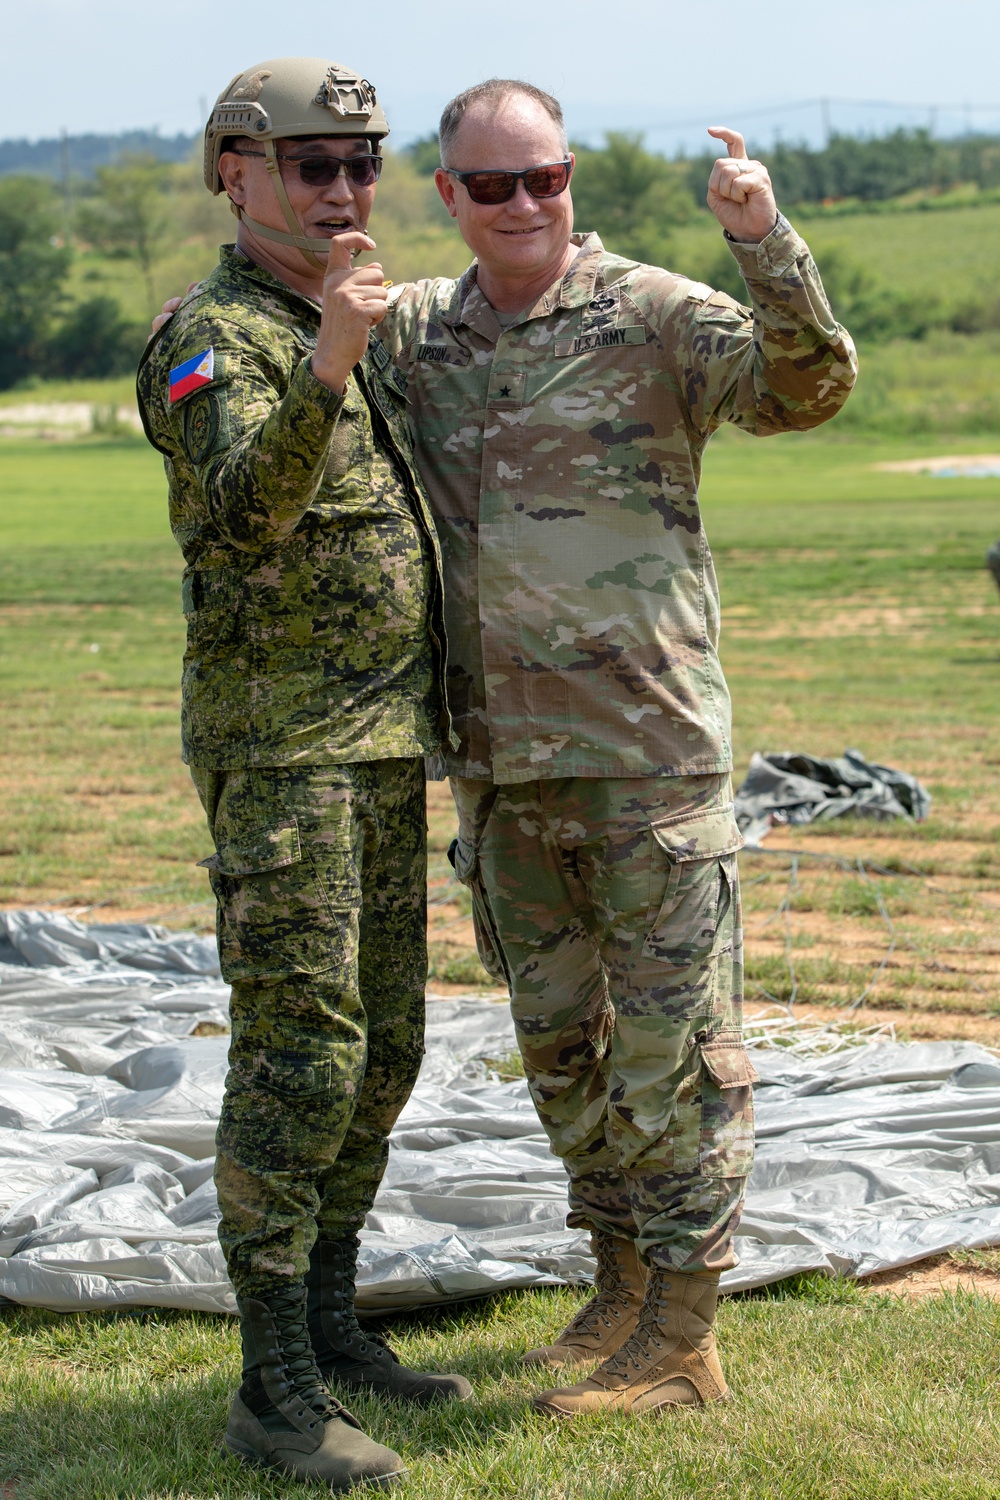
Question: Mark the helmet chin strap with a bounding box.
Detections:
[233,140,329,271]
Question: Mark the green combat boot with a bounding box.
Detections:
[306,1236,473,1404]
[225,1285,405,1489]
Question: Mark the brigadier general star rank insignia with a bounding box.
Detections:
[498,386,511,398]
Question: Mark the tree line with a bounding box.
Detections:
[0,130,195,180]
[682,128,1000,206]
[3,126,1000,390]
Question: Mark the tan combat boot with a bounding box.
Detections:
[522,1230,646,1369]
[532,1266,728,1416]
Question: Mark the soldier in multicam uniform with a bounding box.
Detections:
[372,82,858,1418]
[137,57,470,1491]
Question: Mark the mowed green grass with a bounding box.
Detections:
[703,426,1000,788]
[0,439,207,912]
[2,430,999,914]
[5,1278,1000,1500]
[672,199,1000,304]
[2,429,1000,1495]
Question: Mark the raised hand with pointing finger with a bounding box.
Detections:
[311,230,389,394]
[705,126,778,244]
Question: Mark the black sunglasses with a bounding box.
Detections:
[445,158,572,205]
[232,150,383,188]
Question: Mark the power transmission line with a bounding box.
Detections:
[625,96,1000,137]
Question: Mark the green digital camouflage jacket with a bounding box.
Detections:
[378,221,858,785]
[137,247,450,769]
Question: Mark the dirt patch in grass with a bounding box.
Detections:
[874,453,1000,474]
[745,1002,1000,1047]
[739,815,1000,1026]
[727,592,991,642]
[862,1254,1000,1300]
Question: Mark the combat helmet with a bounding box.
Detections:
[204,57,389,269]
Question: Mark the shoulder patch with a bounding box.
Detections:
[183,388,229,465]
[694,289,751,322]
[684,282,716,303]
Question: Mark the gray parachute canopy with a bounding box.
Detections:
[734,748,930,847]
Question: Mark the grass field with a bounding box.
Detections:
[2,422,1000,1498]
[671,199,1000,307]
[2,426,998,1014]
[5,1274,1000,1500]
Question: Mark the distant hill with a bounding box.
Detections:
[0,131,198,179]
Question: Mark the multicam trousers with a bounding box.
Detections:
[191,759,427,1298]
[450,774,757,1273]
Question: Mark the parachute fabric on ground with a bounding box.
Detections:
[734,748,932,845]
[3,912,1000,1314]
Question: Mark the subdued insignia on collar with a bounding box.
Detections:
[368,336,391,370]
[381,363,408,397]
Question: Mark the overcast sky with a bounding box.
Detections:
[8,0,1000,151]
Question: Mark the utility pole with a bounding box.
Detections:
[820,97,832,145]
[59,128,72,248]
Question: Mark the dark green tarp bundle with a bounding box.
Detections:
[734,748,931,846]
[987,541,1000,594]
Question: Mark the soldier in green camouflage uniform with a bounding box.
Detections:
[137,57,468,1491]
[374,85,858,1415]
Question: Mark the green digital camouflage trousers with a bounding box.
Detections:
[191,759,427,1298]
[450,774,757,1273]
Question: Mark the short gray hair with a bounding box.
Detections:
[438,79,568,167]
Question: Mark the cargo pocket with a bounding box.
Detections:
[643,805,743,964]
[200,820,343,982]
[181,569,241,668]
[673,1037,759,1178]
[252,1048,333,1097]
[448,836,510,986]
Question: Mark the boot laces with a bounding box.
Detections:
[600,1281,668,1377]
[323,1247,398,1363]
[561,1235,631,1340]
[328,1303,397,1362]
[268,1289,339,1417]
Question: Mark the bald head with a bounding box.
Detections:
[439,79,568,168]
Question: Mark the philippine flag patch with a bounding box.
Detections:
[168,348,214,403]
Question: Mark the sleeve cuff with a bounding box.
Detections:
[724,213,804,278]
[303,356,348,414]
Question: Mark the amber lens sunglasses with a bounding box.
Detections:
[445,159,573,205]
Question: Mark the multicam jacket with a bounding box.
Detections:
[137,247,449,769]
[379,221,857,784]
